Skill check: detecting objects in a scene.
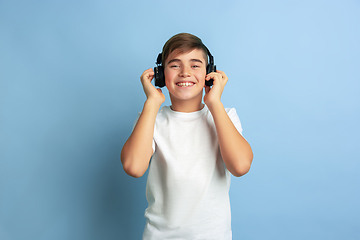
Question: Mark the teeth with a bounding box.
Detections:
[177,82,194,87]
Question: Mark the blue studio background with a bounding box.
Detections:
[1,0,359,239]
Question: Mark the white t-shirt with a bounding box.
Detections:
[141,105,243,240]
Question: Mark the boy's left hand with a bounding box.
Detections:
[203,70,228,108]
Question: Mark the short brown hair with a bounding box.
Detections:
[162,33,208,66]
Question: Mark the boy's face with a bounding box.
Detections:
[164,48,207,106]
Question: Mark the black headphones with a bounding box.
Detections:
[154,47,216,88]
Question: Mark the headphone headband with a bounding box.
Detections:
[156,53,162,65]
[157,47,213,66]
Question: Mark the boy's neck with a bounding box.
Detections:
[170,101,204,113]
[168,90,205,113]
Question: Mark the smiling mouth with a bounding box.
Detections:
[176,82,195,87]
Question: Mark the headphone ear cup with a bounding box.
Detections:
[206,64,216,74]
[154,66,165,88]
[205,64,216,86]
[206,64,211,75]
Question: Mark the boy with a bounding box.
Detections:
[121,33,253,240]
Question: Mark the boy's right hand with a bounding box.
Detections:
[141,68,165,105]
[122,68,164,178]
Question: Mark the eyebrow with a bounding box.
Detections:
[167,58,204,65]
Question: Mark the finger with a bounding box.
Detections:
[145,67,153,73]
[148,72,154,79]
[206,72,217,80]
[206,73,221,84]
[216,70,228,80]
[144,71,155,82]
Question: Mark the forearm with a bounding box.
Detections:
[121,99,161,177]
[208,102,253,177]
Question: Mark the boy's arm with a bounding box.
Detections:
[120,68,165,178]
[204,71,253,177]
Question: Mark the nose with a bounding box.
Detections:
[179,66,191,78]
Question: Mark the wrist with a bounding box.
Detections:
[206,100,224,113]
[145,98,163,109]
[206,101,225,115]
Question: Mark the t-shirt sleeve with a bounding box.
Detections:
[133,113,156,154]
[225,108,243,136]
